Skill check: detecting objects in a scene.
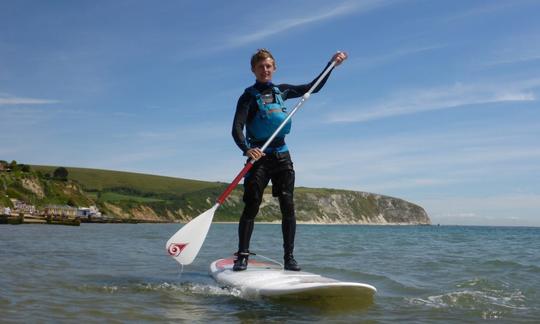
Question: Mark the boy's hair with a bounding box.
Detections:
[251,49,276,69]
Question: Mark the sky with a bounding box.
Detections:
[1,0,539,226]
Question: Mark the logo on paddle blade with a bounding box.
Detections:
[167,243,188,257]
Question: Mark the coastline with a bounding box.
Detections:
[194,221,431,225]
[1,212,429,226]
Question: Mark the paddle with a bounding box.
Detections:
[166,60,337,266]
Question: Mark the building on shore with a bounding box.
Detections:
[76,206,102,220]
[43,205,78,218]
[11,199,37,215]
[2,194,107,220]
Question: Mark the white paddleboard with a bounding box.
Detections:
[209,258,376,301]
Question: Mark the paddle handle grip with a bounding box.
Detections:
[216,161,254,205]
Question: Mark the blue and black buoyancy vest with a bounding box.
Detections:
[245,86,291,144]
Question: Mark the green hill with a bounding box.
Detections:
[0,165,93,208]
[0,164,431,224]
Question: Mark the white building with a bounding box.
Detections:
[76,206,102,219]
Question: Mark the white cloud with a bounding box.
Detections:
[221,0,389,49]
[0,107,52,126]
[326,78,539,123]
[0,95,60,105]
[484,54,540,67]
[291,120,540,194]
[481,32,540,68]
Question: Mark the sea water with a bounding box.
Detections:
[1,224,539,323]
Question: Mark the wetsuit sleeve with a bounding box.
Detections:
[231,92,251,154]
[279,62,334,100]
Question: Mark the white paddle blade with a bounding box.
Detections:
[166,203,219,265]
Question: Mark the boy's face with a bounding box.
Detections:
[252,58,276,83]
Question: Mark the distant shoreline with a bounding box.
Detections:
[194,221,431,225]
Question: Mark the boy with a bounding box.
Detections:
[231,49,347,271]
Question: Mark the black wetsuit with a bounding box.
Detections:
[231,62,334,256]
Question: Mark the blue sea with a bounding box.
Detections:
[1,224,539,323]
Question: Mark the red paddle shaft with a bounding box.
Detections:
[216,161,254,205]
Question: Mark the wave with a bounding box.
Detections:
[76,281,242,298]
[410,290,526,309]
[408,277,528,320]
[137,282,242,297]
[482,259,540,272]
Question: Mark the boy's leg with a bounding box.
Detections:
[234,159,270,271]
[271,152,301,271]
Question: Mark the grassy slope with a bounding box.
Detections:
[32,165,223,195]
[32,166,355,197]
